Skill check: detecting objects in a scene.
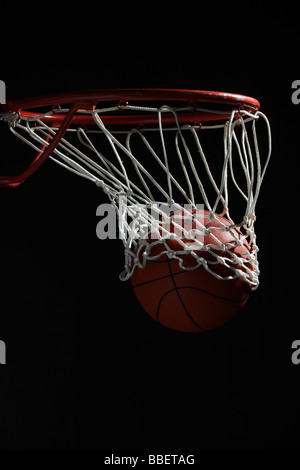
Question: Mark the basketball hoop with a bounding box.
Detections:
[0,89,271,291]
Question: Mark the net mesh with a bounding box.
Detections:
[3,102,271,288]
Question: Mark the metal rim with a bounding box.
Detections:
[1,88,260,125]
[0,89,261,188]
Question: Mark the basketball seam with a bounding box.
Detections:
[133,269,246,303]
[156,287,206,332]
[132,268,187,288]
[164,285,247,304]
[164,258,208,332]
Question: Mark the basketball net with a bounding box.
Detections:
[0,98,271,288]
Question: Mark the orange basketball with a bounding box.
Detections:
[131,209,253,332]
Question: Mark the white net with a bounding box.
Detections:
[4,101,271,288]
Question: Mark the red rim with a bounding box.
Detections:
[1,88,260,126]
[0,89,260,188]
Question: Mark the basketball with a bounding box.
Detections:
[131,209,253,333]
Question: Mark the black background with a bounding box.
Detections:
[0,8,299,454]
